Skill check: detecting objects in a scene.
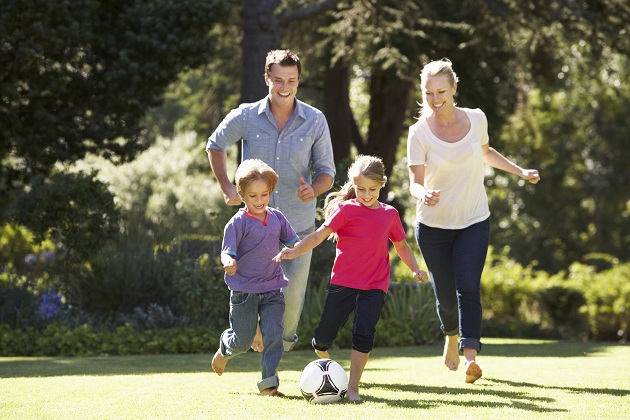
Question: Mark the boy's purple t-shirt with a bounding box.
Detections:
[222,207,299,293]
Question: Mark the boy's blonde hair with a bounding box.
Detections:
[235,159,278,197]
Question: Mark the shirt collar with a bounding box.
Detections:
[259,96,306,121]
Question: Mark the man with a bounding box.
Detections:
[206,49,336,351]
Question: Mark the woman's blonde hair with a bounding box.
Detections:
[323,155,387,241]
[235,159,278,197]
[419,58,459,117]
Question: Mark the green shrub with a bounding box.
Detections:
[0,323,218,357]
[538,285,588,338]
[0,276,38,329]
[73,132,233,243]
[564,261,630,341]
[10,172,120,263]
[171,252,229,329]
[295,278,441,351]
[81,238,177,315]
[383,282,441,345]
[481,253,630,341]
[0,224,55,275]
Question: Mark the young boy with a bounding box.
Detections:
[212,159,299,397]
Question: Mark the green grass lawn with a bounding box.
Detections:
[1,338,628,419]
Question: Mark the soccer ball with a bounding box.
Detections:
[299,358,348,404]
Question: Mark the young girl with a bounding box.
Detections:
[212,159,299,397]
[274,155,428,402]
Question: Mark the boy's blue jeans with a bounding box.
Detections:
[219,289,285,392]
[415,219,490,352]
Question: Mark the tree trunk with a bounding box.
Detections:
[323,59,362,166]
[240,0,283,104]
[240,0,341,104]
[366,69,413,182]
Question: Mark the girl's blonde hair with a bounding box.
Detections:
[419,58,459,117]
[235,159,278,197]
[323,155,387,241]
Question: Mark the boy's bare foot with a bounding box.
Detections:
[346,389,362,402]
[443,335,460,371]
[211,349,228,375]
[260,387,284,397]
[251,325,264,352]
[464,360,482,383]
[315,349,330,359]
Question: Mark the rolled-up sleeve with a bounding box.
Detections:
[310,114,336,180]
[206,106,246,152]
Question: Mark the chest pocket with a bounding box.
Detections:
[243,131,276,163]
[288,135,313,165]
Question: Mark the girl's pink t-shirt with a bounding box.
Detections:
[324,199,406,293]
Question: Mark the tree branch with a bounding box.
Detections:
[277,0,341,24]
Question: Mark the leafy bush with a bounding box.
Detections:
[383,282,441,345]
[0,276,39,329]
[116,304,189,331]
[72,132,233,243]
[480,251,557,337]
[10,171,120,262]
[172,253,229,329]
[563,261,630,341]
[481,253,630,341]
[0,323,218,357]
[538,285,587,338]
[2,219,627,356]
[0,224,55,275]
[295,277,441,351]
[81,238,177,315]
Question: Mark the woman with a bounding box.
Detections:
[407,59,540,383]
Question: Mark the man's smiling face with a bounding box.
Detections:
[265,64,300,110]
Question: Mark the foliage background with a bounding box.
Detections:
[1,0,629,354]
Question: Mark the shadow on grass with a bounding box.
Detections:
[485,378,630,397]
[481,341,622,358]
[0,350,317,378]
[1,341,626,381]
[360,391,567,413]
[360,373,629,413]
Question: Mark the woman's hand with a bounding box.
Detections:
[520,169,540,184]
[422,189,441,207]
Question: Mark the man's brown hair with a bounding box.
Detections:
[265,49,301,78]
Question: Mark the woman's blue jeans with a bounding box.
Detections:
[415,219,490,352]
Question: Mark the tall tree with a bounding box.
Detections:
[0,0,229,211]
[312,0,630,269]
[321,0,518,184]
[239,0,341,103]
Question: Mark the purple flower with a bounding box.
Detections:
[37,287,64,320]
[24,253,37,267]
